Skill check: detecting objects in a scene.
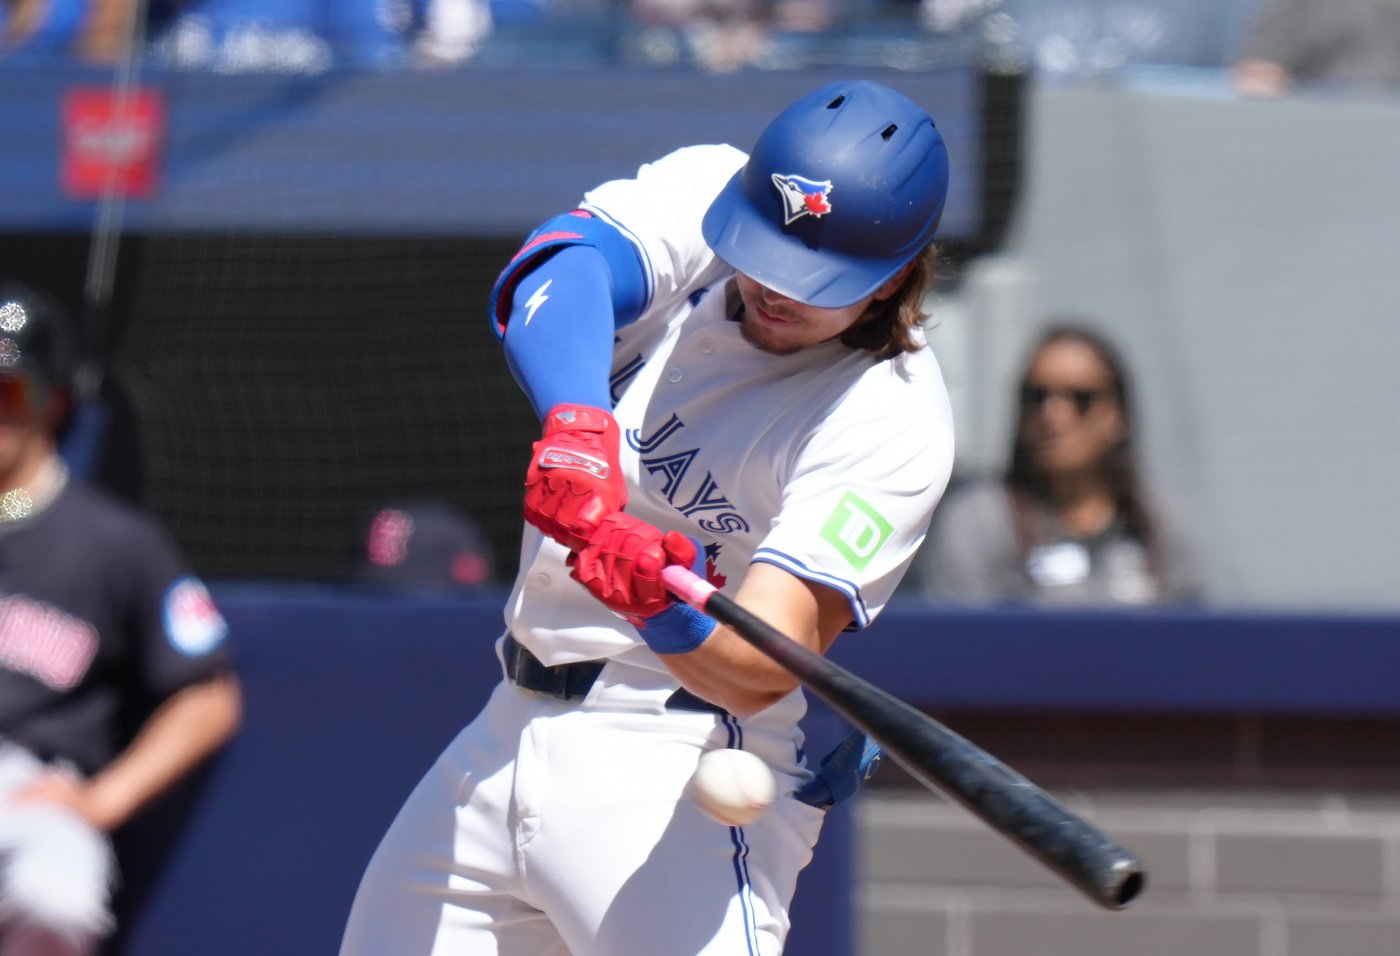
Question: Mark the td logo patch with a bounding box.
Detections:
[820,492,893,572]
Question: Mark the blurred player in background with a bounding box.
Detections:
[351,500,496,591]
[341,79,956,955]
[913,321,1204,606]
[0,281,241,956]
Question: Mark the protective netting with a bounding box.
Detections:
[109,234,537,581]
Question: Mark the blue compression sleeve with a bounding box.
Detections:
[502,245,617,419]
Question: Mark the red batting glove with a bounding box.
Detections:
[568,513,697,620]
[524,404,627,551]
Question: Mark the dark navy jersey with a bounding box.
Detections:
[0,479,234,775]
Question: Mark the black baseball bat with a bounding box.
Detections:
[662,565,1146,911]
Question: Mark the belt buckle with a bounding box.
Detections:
[549,663,577,700]
[504,637,523,685]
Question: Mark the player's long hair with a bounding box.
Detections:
[840,244,938,359]
[1005,323,1161,577]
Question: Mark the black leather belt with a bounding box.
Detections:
[502,634,726,715]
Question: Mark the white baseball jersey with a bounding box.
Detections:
[504,143,956,673]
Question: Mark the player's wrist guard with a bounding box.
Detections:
[638,601,716,655]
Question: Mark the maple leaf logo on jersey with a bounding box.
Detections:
[771,173,834,225]
[704,542,727,589]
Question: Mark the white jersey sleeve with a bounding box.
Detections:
[754,344,956,628]
[580,144,746,320]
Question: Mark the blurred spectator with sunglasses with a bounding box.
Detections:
[0,0,148,63]
[1230,0,1400,97]
[0,281,241,956]
[910,322,1204,606]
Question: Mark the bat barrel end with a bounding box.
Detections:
[1104,860,1147,910]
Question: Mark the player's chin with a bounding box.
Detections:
[739,315,804,356]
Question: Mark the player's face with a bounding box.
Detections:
[734,273,901,356]
[1017,340,1126,477]
[0,374,58,485]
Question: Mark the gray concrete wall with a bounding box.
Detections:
[927,78,1400,613]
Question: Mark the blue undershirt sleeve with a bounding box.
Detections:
[501,245,618,420]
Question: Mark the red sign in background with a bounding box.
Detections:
[62,86,165,200]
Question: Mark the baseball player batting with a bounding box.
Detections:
[340,79,955,955]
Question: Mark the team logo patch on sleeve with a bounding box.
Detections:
[164,577,229,656]
[820,492,893,572]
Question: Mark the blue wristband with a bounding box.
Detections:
[639,602,716,655]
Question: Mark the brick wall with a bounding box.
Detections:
[852,713,1400,956]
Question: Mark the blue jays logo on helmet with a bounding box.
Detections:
[771,173,833,225]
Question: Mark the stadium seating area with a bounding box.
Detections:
[1,0,1263,75]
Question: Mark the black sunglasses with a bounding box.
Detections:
[1018,383,1114,416]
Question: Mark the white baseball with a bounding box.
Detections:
[690,748,776,826]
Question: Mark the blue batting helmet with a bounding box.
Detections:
[702,80,950,309]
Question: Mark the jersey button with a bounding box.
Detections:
[535,572,551,586]
[667,367,683,383]
[698,338,714,354]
